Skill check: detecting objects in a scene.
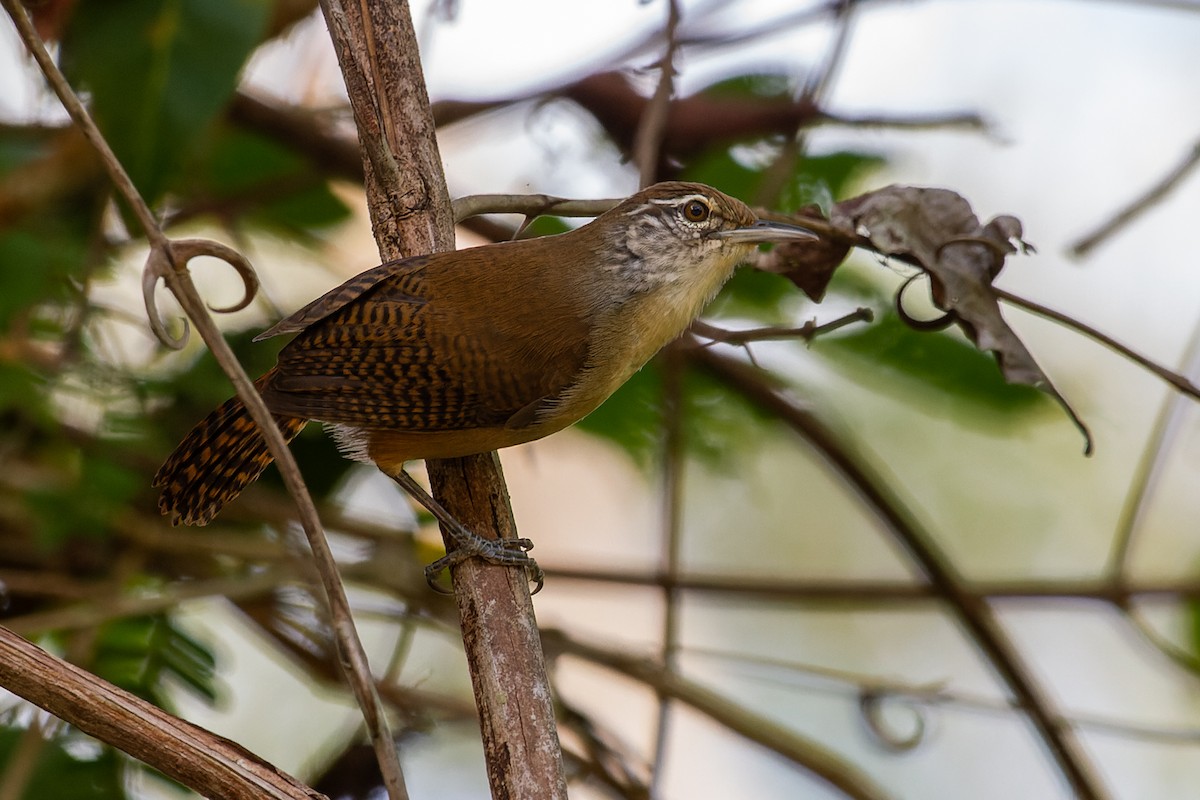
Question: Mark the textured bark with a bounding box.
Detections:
[0,626,324,800]
[319,2,567,798]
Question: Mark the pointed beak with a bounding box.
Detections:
[711,219,818,244]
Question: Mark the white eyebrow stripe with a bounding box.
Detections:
[647,194,710,207]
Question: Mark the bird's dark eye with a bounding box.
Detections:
[683,199,710,222]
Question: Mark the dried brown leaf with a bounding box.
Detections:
[758,204,851,301]
[831,186,1092,453]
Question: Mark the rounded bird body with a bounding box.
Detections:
[154,182,813,525]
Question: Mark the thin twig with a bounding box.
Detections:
[1069,136,1200,258]
[633,0,682,187]
[815,108,988,133]
[452,193,620,223]
[690,307,874,346]
[649,342,687,795]
[687,345,1110,800]
[1106,316,1200,575]
[543,629,895,800]
[756,0,857,204]
[5,569,294,637]
[1,3,405,796]
[995,286,1200,402]
[691,646,1200,746]
[537,566,1200,604]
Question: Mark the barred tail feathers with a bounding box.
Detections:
[154,381,307,525]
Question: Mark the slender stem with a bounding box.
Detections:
[1069,136,1200,258]
[996,286,1200,402]
[633,0,681,187]
[650,343,688,794]
[1106,316,1200,575]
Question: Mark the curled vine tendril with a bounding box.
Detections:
[859,688,932,752]
[141,239,260,349]
[895,272,956,331]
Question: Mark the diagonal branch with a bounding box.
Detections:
[1069,135,1200,258]
[687,343,1111,800]
[0,626,325,800]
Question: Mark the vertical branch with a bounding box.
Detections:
[633,0,682,187]
[427,454,570,799]
[649,344,688,794]
[1105,319,1200,576]
[756,0,856,204]
[317,2,568,798]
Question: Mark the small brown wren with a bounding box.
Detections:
[154,181,814,578]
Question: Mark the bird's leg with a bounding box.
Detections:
[389,469,543,594]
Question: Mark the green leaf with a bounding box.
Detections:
[190,127,351,233]
[682,146,762,206]
[23,448,144,544]
[577,358,773,469]
[682,147,883,317]
[701,73,795,100]
[0,362,52,426]
[0,126,52,173]
[683,146,884,215]
[89,615,217,707]
[811,310,1049,422]
[0,223,89,330]
[62,0,271,202]
[577,363,664,468]
[706,264,798,321]
[521,215,573,238]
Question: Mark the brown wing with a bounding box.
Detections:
[258,244,592,432]
[255,256,429,341]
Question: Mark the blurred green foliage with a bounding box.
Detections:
[62,0,271,202]
[85,615,218,708]
[0,729,124,800]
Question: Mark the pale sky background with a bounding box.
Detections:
[5,1,1200,799]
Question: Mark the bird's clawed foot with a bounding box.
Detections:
[423,532,544,595]
[389,469,544,595]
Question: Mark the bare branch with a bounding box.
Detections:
[995,286,1200,402]
[452,193,620,223]
[1106,321,1200,576]
[0,626,325,800]
[1069,135,1200,258]
[757,0,857,203]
